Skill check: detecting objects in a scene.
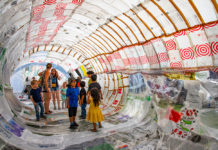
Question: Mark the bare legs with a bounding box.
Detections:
[91,122,102,132]
[51,91,56,109]
[44,92,51,114]
[52,90,60,109]
[69,116,76,124]
[56,90,60,109]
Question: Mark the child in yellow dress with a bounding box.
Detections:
[87,88,104,132]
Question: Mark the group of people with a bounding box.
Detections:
[29,63,104,132]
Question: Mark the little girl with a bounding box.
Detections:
[87,88,104,132]
[60,82,67,109]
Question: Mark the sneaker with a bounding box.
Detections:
[40,115,47,119]
[36,118,40,121]
[70,125,76,129]
[74,122,79,126]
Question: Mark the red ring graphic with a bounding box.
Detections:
[180,47,194,60]
[195,43,211,57]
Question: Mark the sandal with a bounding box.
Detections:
[90,129,97,132]
[45,112,51,114]
[49,110,53,113]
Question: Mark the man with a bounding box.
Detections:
[40,63,52,114]
[88,74,103,100]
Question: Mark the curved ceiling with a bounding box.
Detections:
[0,0,217,74]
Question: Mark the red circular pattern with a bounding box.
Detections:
[210,42,218,55]
[188,26,203,33]
[195,43,211,57]
[158,52,169,62]
[170,62,182,68]
[204,22,217,29]
[174,30,186,37]
[165,39,177,50]
[180,47,195,60]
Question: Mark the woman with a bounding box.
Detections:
[51,68,61,110]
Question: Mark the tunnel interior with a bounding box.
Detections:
[0,0,218,149]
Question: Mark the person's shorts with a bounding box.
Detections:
[51,87,59,91]
[68,107,77,117]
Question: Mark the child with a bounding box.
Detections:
[87,88,104,132]
[66,80,80,129]
[79,81,87,119]
[87,71,94,86]
[88,74,103,100]
[30,80,46,121]
[60,82,67,109]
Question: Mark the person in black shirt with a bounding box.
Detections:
[79,81,87,119]
[88,74,103,100]
[30,80,46,121]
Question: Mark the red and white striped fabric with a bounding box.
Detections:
[26,1,76,54]
[97,56,107,72]
[119,49,130,69]
[144,42,159,69]
[111,52,124,71]
[136,46,149,69]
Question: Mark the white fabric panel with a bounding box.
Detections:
[107,22,127,46]
[151,38,170,68]
[112,52,125,71]
[99,27,120,48]
[95,31,117,51]
[174,0,201,26]
[123,12,145,42]
[145,2,176,34]
[97,56,107,72]
[119,49,131,70]
[102,55,112,72]
[138,8,163,37]
[143,42,160,69]
[204,23,218,66]
[114,16,138,44]
[193,0,217,23]
[188,27,213,67]
[163,36,183,68]
[156,0,187,30]
[174,31,197,68]
[92,34,112,52]
[109,22,131,45]
[125,47,139,69]
[108,74,114,90]
[130,9,154,40]
[113,73,118,90]
[135,46,150,69]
